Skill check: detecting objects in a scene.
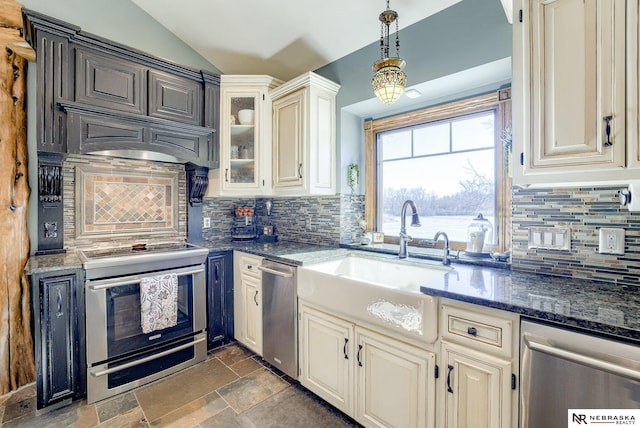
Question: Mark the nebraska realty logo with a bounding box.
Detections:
[569,409,639,426]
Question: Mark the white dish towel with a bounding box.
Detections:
[140,273,178,334]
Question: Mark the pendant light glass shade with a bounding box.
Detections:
[372,1,406,105]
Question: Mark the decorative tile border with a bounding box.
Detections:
[63,155,186,251]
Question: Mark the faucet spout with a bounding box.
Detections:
[399,200,420,259]
[433,231,451,265]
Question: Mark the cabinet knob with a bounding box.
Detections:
[467,326,478,336]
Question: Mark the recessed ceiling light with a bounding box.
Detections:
[405,89,421,99]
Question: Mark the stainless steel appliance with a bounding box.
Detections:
[521,319,640,428]
[79,243,209,403]
[259,260,297,378]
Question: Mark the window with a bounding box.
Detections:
[364,90,511,251]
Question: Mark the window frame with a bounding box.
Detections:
[364,89,512,252]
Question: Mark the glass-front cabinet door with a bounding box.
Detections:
[228,95,257,186]
[221,89,261,192]
[208,75,282,197]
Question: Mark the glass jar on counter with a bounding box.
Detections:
[465,213,493,256]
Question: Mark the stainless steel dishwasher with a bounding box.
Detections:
[521,319,640,428]
[259,259,298,378]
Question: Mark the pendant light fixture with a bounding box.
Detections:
[371,0,407,105]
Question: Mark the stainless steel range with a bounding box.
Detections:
[79,243,209,403]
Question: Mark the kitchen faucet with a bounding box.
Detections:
[398,200,421,259]
[421,231,451,265]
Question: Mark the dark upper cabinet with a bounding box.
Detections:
[31,22,74,153]
[203,72,221,169]
[75,48,147,115]
[30,269,85,409]
[23,9,220,168]
[206,251,234,350]
[149,70,202,126]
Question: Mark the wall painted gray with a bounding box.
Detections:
[314,0,512,194]
[21,0,221,73]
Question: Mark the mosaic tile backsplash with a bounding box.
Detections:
[63,155,187,251]
[511,186,640,286]
[202,195,365,246]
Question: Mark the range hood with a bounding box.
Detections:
[61,101,217,168]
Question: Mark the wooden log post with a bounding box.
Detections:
[0,0,36,395]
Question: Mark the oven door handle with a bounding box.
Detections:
[90,336,206,377]
[87,266,205,290]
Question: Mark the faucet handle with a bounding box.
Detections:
[400,232,413,242]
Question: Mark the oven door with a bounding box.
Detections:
[85,264,206,366]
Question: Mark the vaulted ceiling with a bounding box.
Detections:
[131,0,465,81]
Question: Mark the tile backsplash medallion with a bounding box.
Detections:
[63,155,187,251]
[511,186,640,286]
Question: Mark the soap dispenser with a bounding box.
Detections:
[465,213,493,256]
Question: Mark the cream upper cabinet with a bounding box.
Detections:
[207,75,282,197]
[298,302,435,428]
[270,72,340,196]
[513,0,628,185]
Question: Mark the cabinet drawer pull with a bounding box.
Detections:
[446,364,454,393]
[253,290,259,306]
[298,163,303,179]
[224,168,229,182]
[467,326,478,336]
[357,344,363,367]
[603,115,613,146]
[343,338,349,360]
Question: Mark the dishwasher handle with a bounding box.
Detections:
[258,264,294,278]
[524,333,640,381]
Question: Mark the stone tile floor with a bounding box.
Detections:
[0,343,361,427]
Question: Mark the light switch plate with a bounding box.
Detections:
[598,228,625,255]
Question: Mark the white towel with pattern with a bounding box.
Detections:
[140,273,178,334]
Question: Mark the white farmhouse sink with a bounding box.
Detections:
[298,253,451,345]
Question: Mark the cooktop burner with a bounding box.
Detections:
[79,243,209,280]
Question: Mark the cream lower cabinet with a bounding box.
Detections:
[440,341,512,428]
[438,300,519,428]
[233,251,263,354]
[299,302,436,428]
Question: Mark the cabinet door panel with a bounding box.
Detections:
[149,70,202,126]
[299,305,354,415]
[528,0,625,170]
[357,328,434,428]
[38,274,79,408]
[75,48,146,115]
[207,252,233,350]
[442,341,512,428]
[272,89,304,189]
[241,274,262,354]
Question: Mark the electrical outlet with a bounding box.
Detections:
[203,217,211,228]
[598,228,625,255]
[305,216,312,230]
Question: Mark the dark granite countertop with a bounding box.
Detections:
[25,239,640,343]
[192,239,350,266]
